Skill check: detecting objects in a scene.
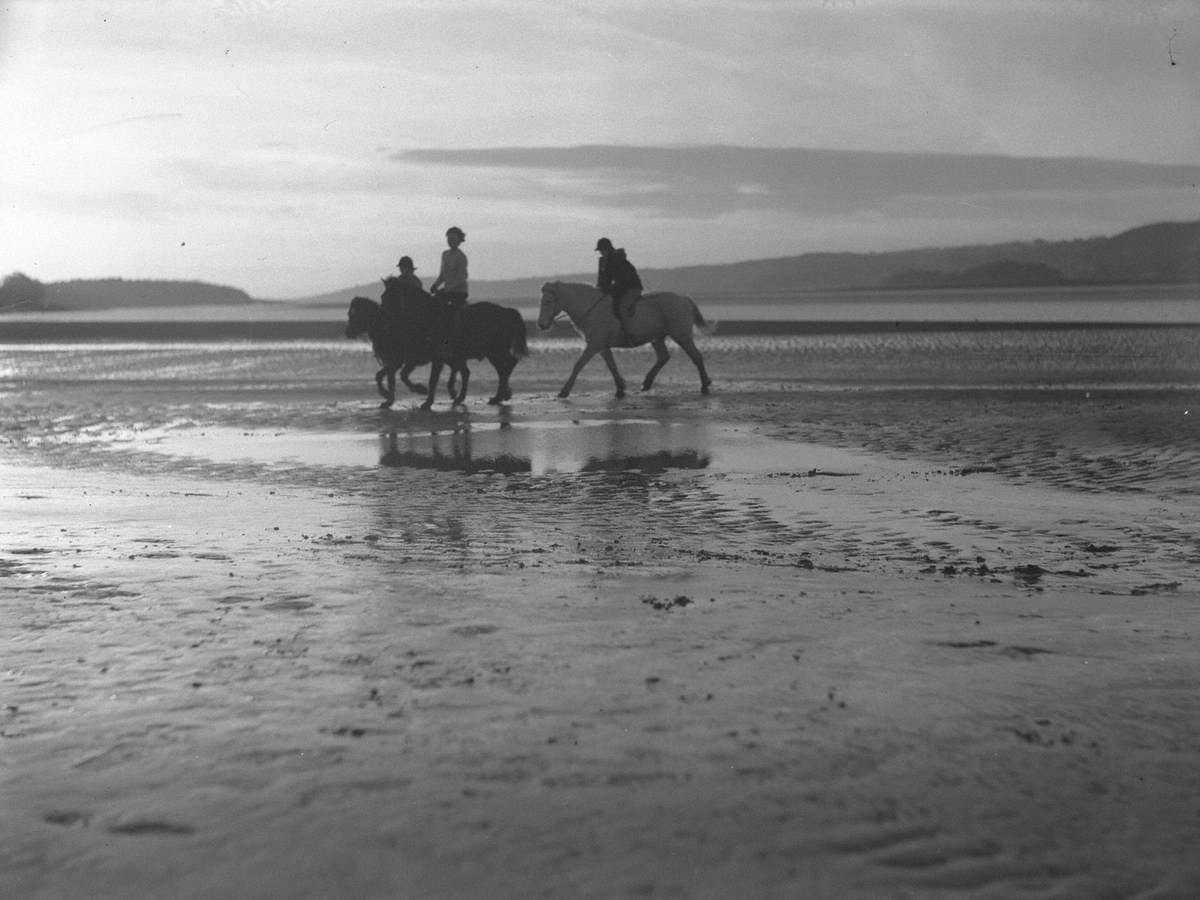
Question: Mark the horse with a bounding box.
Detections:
[536,281,713,399]
[346,293,463,409]
[375,276,528,409]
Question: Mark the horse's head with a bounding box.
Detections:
[536,281,561,331]
[377,276,398,309]
[346,295,380,339]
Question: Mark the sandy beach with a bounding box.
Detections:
[2,327,1199,899]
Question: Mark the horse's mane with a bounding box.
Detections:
[382,275,439,311]
[546,280,598,292]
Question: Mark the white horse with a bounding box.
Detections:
[537,281,713,399]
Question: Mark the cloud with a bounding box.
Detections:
[394,145,1200,218]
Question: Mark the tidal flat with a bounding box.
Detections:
[2,327,1199,899]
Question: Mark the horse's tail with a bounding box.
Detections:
[689,296,717,335]
[509,309,530,357]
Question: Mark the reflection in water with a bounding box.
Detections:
[103,416,715,475]
[381,428,531,474]
[379,418,712,476]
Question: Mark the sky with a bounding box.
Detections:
[2,0,1198,299]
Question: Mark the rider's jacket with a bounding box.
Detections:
[597,248,643,298]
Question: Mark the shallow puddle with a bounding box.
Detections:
[125,417,871,477]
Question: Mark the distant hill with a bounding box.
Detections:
[0,277,253,313]
[290,219,1200,306]
[5,220,1197,313]
[880,260,1068,290]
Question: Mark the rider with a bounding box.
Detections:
[396,255,424,295]
[383,255,425,319]
[430,226,468,351]
[595,237,641,345]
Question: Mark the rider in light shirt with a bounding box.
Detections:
[430,226,468,348]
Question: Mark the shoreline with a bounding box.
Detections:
[2,318,1200,343]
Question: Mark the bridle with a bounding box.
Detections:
[539,289,566,328]
[541,285,606,329]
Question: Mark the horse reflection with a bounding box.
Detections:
[380,423,530,474]
[378,417,712,476]
[578,449,708,473]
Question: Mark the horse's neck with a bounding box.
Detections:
[564,285,607,319]
[368,319,391,348]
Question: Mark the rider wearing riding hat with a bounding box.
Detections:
[382,255,425,320]
[396,255,424,294]
[595,237,641,345]
[431,226,469,350]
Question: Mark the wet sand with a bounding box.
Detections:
[2,334,1200,899]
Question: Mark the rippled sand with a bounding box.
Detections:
[2,333,1199,899]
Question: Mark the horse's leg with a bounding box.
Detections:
[422,361,443,410]
[599,349,626,398]
[488,352,516,404]
[676,336,713,394]
[375,367,396,409]
[500,352,517,402]
[399,363,427,396]
[641,338,671,391]
[452,362,470,405]
[558,345,602,398]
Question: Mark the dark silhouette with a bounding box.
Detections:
[0,272,46,311]
[347,277,528,410]
[384,276,527,408]
[346,291,458,408]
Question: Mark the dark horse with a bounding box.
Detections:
[346,277,528,410]
[345,293,454,408]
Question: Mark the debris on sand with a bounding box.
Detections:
[1013,564,1047,584]
[1131,581,1181,596]
[641,594,692,612]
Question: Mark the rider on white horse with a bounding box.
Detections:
[595,237,641,346]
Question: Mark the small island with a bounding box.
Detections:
[0,274,252,313]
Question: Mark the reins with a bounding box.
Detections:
[549,287,607,328]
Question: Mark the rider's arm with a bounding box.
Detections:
[430,251,447,293]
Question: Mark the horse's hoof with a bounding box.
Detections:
[557,391,570,399]
[701,383,712,395]
[487,396,501,405]
[379,400,394,409]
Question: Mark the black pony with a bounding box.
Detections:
[346,277,528,410]
[345,293,455,409]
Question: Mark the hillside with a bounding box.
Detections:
[4,220,1197,313]
[291,219,1200,306]
[0,277,253,312]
